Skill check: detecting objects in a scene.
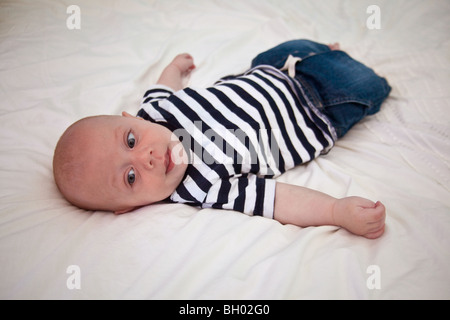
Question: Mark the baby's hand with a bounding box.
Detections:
[170,53,196,77]
[157,53,196,91]
[332,197,386,239]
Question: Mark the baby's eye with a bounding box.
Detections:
[127,168,136,185]
[127,131,136,149]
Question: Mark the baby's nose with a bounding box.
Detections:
[136,148,154,169]
[138,148,164,170]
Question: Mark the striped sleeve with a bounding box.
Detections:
[203,175,276,219]
[137,85,174,122]
[142,84,174,104]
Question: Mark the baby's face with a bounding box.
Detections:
[73,113,188,213]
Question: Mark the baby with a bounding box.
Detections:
[53,40,390,239]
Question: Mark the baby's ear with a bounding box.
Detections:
[122,111,144,120]
[121,111,135,118]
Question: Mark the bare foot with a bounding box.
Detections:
[328,42,341,51]
[332,197,386,239]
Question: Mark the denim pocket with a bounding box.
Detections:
[295,51,391,110]
[295,51,391,137]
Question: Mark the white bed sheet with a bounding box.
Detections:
[0,0,449,299]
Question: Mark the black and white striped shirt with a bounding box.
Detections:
[137,65,336,219]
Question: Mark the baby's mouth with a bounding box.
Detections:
[165,148,175,174]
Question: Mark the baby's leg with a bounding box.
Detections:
[294,49,391,137]
[251,39,331,69]
[332,197,386,239]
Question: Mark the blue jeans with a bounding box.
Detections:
[251,40,391,137]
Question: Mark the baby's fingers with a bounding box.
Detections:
[364,201,386,225]
[364,225,385,239]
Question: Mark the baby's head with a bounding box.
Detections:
[53,112,188,213]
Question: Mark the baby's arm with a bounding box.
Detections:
[156,53,196,91]
[273,182,386,239]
